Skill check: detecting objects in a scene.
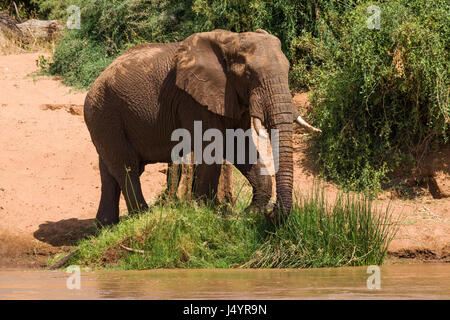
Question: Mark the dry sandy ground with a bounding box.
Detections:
[0,53,448,267]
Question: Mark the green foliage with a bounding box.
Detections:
[29,0,70,20]
[69,186,396,269]
[311,0,449,191]
[47,31,115,88]
[191,0,298,59]
[0,0,40,19]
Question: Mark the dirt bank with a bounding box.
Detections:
[0,53,448,268]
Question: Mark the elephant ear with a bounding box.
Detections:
[175,31,240,119]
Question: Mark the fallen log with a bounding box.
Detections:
[17,19,63,41]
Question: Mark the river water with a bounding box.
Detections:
[0,264,448,299]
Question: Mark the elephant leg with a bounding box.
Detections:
[234,162,272,212]
[96,157,121,226]
[225,131,271,211]
[120,163,148,215]
[100,142,148,216]
[192,163,221,201]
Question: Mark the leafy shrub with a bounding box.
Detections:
[0,0,40,19]
[48,31,116,88]
[311,0,449,191]
[29,0,69,20]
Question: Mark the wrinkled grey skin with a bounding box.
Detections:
[84,29,303,226]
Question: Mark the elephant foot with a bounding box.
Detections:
[127,202,149,216]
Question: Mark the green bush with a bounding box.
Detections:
[48,31,116,88]
[29,0,69,20]
[0,0,40,18]
[310,0,449,191]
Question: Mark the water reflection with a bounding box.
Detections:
[0,264,449,299]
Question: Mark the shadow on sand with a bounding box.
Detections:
[33,218,97,246]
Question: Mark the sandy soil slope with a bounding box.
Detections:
[0,53,448,267]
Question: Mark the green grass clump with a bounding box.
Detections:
[69,186,397,270]
[246,191,395,268]
[73,201,268,269]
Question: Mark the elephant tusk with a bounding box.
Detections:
[295,115,322,134]
[252,117,267,138]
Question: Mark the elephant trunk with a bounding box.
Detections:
[256,76,294,223]
[270,105,293,223]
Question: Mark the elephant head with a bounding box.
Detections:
[174,29,314,222]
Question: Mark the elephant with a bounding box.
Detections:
[84,29,321,226]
